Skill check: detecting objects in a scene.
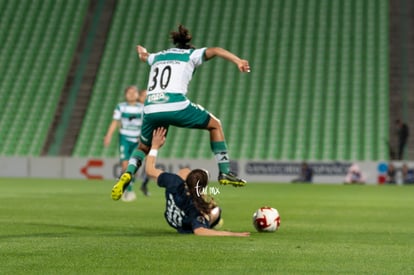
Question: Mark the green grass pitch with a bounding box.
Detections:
[1,178,413,274]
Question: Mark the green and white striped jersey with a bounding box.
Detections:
[113,102,144,142]
[144,47,207,114]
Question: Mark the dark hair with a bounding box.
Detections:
[185,169,216,214]
[170,24,194,49]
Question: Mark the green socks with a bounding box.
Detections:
[126,149,146,175]
[211,141,230,174]
[125,142,231,177]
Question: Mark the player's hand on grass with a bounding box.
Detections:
[234,232,251,237]
[151,127,167,149]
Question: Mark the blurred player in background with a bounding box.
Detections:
[104,86,150,201]
[396,119,409,160]
[291,162,313,183]
[112,25,250,201]
[145,127,250,236]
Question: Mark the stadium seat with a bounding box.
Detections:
[0,0,89,156]
[73,0,389,161]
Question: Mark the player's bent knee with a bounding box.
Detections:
[138,143,150,154]
[207,115,222,130]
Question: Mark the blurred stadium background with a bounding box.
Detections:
[0,0,412,162]
[2,3,413,273]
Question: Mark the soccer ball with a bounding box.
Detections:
[252,207,281,232]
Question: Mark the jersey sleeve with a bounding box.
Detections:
[112,104,122,120]
[157,172,184,188]
[147,53,155,66]
[190,48,207,67]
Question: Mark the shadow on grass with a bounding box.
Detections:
[0,222,177,239]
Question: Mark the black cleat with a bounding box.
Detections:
[218,172,246,187]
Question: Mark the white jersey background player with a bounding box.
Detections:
[104,86,150,200]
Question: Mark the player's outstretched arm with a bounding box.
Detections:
[136,45,149,62]
[193,227,250,237]
[104,120,119,147]
[204,47,250,73]
[145,127,167,179]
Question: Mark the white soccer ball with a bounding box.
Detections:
[252,207,281,232]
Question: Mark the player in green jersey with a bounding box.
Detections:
[104,86,150,201]
[112,25,250,201]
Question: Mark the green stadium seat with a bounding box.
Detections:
[0,0,89,156]
[73,0,389,161]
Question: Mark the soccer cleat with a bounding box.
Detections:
[218,172,247,187]
[111,172,132,200]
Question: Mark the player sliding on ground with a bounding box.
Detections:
[112,25,250,200]
[145,127,250,236]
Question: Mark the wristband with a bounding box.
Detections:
[149,149,158,157]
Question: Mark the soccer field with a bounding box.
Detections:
[1,178,413,274]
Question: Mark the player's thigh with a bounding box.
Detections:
[140,114,170,147]
[173,103,210,129]
[140,103,209,145]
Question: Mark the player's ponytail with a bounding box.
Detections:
[170,24,194,49]
[186,169,216,215]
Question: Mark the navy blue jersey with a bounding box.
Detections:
[158,172,209,233]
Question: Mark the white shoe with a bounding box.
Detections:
[121,191,137,202]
